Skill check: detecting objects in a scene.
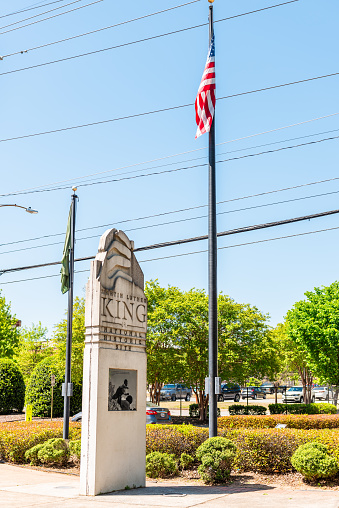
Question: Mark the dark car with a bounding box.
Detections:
[261,382,284,394]
[218,383,241,402]
[71,403,172,425]
[241,386,266,400]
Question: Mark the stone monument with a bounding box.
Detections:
[80,229,147,496]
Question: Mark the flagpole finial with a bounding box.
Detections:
[72,186,77,193]
[208,0,214,3]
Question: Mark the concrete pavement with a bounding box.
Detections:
[1,463,339,507]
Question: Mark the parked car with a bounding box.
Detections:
[282,386,315,403]
[71,402,173,425]
[159,383,192,401]
[218,383,241,402]
[260,382,285,394]
[146,402,172,425]
[241,387,266,400]
[312,386,333,401]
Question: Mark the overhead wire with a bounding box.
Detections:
[2,187,339,256]
[0,0,85,31]
[0,1,299,69]
[0,0,68,19]
[1,132,336,198]
[0,0,103,37]
[0,70,338,148]
[1,0,201,58]
[0,207,338,278]
[2,221,339,285]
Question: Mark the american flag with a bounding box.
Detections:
[195,34,215,139]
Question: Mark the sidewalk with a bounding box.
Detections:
[1,463,339,508]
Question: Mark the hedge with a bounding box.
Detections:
[218,414,339,430]
[146,424,339,473]
[268,403,336,415]
[228,404,266,416]
[0,421,81,463]
[0,359,25,414]
[25,358,82,418]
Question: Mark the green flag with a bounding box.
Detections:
[60,205,72,294]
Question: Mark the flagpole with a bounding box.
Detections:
[207,0,218,438]
[63,187,77,440]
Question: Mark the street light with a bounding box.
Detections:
[0,204,38,214]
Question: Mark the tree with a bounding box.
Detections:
[145,281,276,419]
[53,297,85,385]
[16,322,53,383]
[285,281,339,403]
[0,290,20,359]
[272,322,314,404]
[0,358,25,414]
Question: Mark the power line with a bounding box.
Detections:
[0,0,84,31]
[0,70,338,148]
[2,0,201,58]
[2,111,338,197]
[3,187,339,256]
[1,207,338,276]
[0,0,103,37]
[2,132,336,198]
[0,1,299,69]
[140,225,339,264]
[0,1,68,19]
[2,222,339,284]
[2,169,339,253]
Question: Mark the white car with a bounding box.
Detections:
[282,386,316,403]
[312,386,333,401]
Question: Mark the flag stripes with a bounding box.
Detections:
[195,34,215,139]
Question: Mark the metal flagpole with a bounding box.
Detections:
[63,187,78,440]
[208,0,218,438]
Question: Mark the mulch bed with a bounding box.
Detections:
[171,416,207,426]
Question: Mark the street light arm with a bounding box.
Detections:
[0,204,38,214]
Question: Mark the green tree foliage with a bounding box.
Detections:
[271,322,314,403]
[53,297,85,385]
[0,290,20,359]
[285,282,339,400]
[16,322,53,383]
[0,358,25,413]
[25,357,82,417]
[145,281,276,419]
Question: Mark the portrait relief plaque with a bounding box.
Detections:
[108,369,137,411]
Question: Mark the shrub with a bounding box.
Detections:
[189,404,220,419]
[0,421,81,463]
[25,438,69,466]
[69,439,81,461]
[0,359,25,414]
[291,442,338,481]
[218,414,339,430]
[146,425,208,457]
[146,452,178,478]
[180,452,194,470]
[25,357,82,417]
[229,404,266,416]
[269,403,336,415]
[196,437,236,484]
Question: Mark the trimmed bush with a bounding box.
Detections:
[69,439,81,461]
[189,404,220,419]
[0,359,25,414]
[269,403,336,415]
[229,404,266,416]
[291,442,338,481]
[146,424,208,457]
[218,414,339,430]
[146,452,178,478]
[25,438,69,466]
[180,452,194,470]
[0,421,81,463]
[25,357,82,417]
[196,437,236,483]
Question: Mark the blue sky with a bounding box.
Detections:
[0,0,338,335]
